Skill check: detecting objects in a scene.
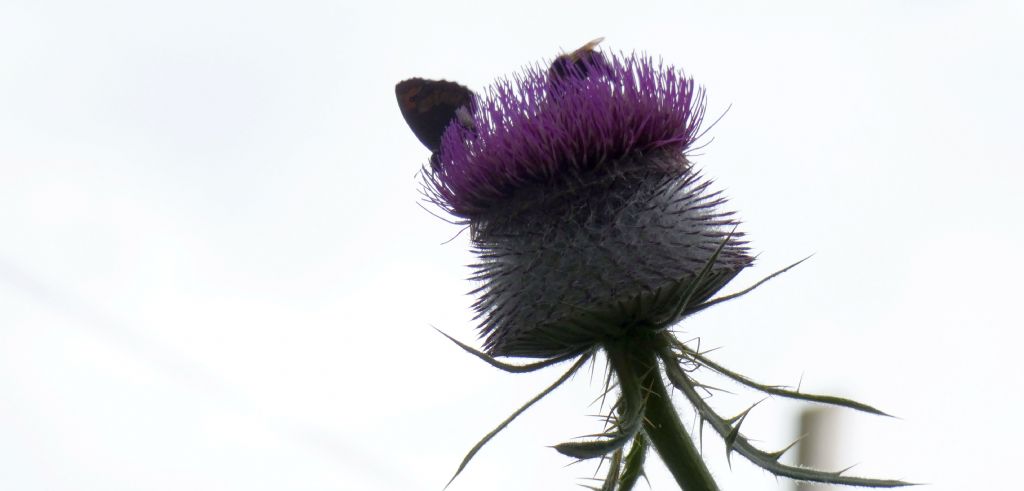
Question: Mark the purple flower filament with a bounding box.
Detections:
[427,52,707,219]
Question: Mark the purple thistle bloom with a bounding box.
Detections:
[423,52,752,358]
[427,53,707,218]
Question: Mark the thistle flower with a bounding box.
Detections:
[425,50,752,359]
[397,40,911,491]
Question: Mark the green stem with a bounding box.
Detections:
[604,333,719,491]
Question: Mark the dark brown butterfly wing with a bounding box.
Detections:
[395,78,476,152]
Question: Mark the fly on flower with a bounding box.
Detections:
[548,36,609,82]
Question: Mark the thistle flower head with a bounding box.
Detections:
[426,52,707,219]
[422,50,752,358]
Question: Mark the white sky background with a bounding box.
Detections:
[1,1,1022,489]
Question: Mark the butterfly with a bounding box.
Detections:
[395,78,477,170]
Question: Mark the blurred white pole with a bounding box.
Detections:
[794,406,841,491]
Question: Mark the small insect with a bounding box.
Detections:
[548,37,607,82]
[395,78,477,166]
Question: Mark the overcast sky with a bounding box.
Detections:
[2,1,1022,490]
